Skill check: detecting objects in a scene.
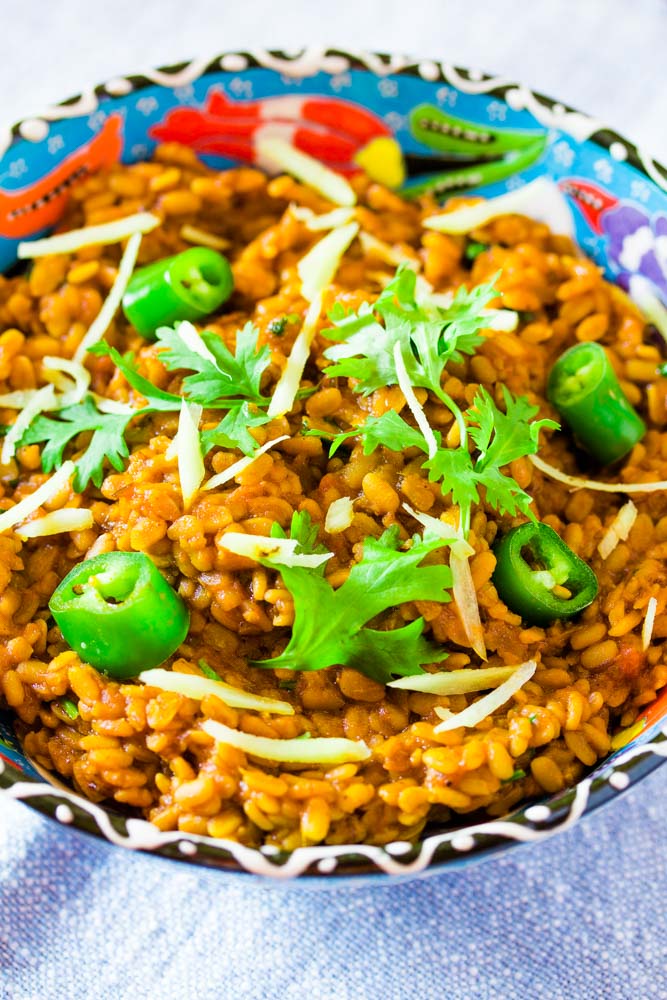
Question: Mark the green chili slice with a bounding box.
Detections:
[122,247,234,339]
[547,342,646,465]
[49,551,190,678]
[492,522,598,626]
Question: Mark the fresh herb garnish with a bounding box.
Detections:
[17,343,184,491]
[309,385,555,535]
[155,321,271,406]
[21,396,135,492]
[502,768,526,783]
[426,386,558,532]
[60,697,79,720]
[267,313,300,336]
[464,241,487,261]
[269,509,329,569]
[304,410,429,457]
[323,266,496,402]
[89,343,182,411]
[198,659,220,680]
[200,402,271,457]
[253,513,452,684]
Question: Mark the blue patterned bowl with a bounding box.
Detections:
[1,48,666,881]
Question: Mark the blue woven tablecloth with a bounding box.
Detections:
[2,765,667,1000]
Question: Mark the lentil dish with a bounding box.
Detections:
[1,141,667,853]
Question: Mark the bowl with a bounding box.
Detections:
[1,47,666,881]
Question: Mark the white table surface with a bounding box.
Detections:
[2,0,667,162]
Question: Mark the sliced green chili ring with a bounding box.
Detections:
[122,247,233,339]
[492,522,598,626]
[547,342,646,465]
[401,139,547,200]
[408,105,546,156]
[49,551,190,679]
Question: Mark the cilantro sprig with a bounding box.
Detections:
[200,403,271,457]
[155,321,271,406]
[107,322,274,456]
[305,409,427,458]
[323,265,497,441]
[21,396,135,492]
[308,387,557,535]
[254,513,452,684]
[18,321,276,490]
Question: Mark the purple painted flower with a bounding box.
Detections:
[602,205,667,300]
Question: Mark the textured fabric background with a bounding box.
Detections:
[2,770,667,1000]
[2,2,667,998]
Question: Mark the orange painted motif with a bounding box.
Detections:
[0,114,123,240]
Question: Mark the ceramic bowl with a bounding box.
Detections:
[1,48,667,881]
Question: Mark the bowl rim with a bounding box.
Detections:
[1,46,667,881]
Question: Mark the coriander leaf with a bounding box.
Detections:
[476,465,535,520]
[254,525,453,683]
[342,619,445,682]
[303,423,361,456]
[502,768,526,784]
[156,321,271,406]
[270,510,329,576]
[322,264,498,400]
[60,698,79,720]
[0,424,9,436]
[89,343,182,411]
[288,510,324,556]
[322,315,407,395]
[360,411,430,455]
[451,385,557,524]
[20,395,131,491]
[468,386,559,470]
[200,403,270,456]
[424,447,480,515]
[267,313,300,336]
[325,300,378,339]
[198,659,220,680]
[428,280,500,363]
[305,410,429,457]
[374,265,419,313]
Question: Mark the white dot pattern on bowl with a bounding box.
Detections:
[220,54,249,72]
[451,834,475,852]
[418,61,440,81]
[55,804,74,824]
[177,840,197,856]
[317,857,338,874]
[18,119,49,142]
[105,78,133,96]
[524,805,552,823]
[385,841,413,857]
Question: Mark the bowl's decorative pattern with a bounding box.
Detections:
[1,48,666,879]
